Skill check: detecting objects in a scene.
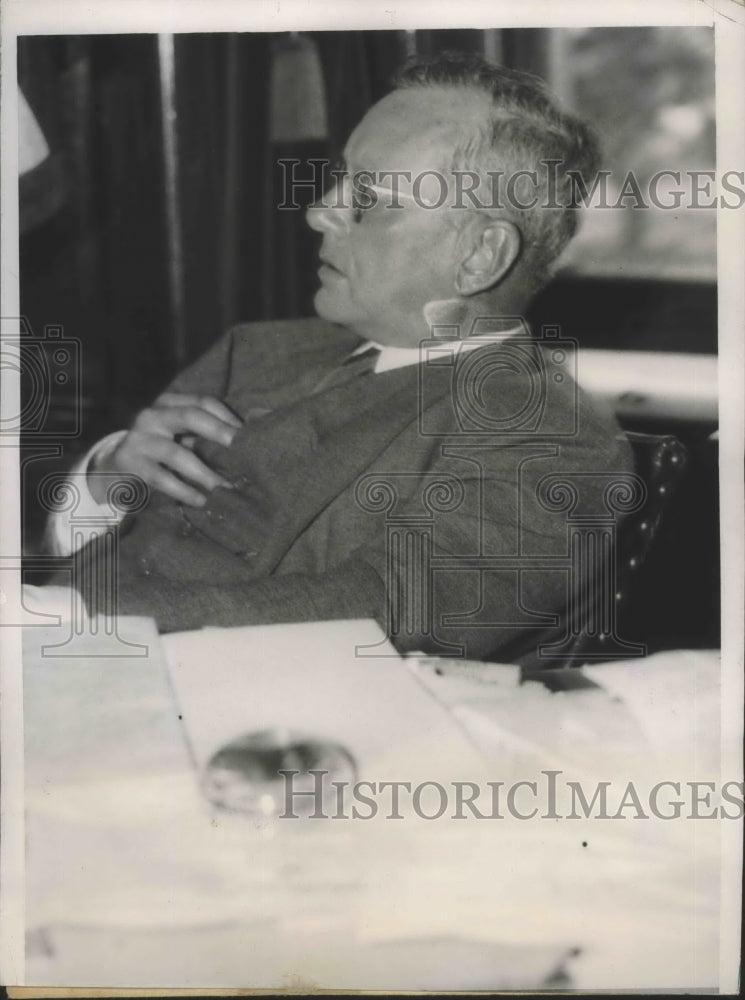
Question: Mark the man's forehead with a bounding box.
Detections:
[344,86,489,171]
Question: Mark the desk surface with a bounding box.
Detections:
[22,618,725,990]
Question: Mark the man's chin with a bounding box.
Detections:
[313,287,358,326]
[313,291,429,347]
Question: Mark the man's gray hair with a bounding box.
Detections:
[394,51,601,287]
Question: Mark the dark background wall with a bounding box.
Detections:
[17,28,719,651]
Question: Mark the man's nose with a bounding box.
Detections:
[306,187,349,234]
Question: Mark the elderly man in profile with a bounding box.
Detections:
[45,52,631,662]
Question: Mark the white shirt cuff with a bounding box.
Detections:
[46,431,128,556]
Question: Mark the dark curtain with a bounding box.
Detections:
[17,29,718,650]
[17,29,481,547]
[19,35,171,432]
[19,30,485,428]
[178,30,421,352]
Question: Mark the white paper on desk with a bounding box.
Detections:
[24,617,191,791]
[584,648,722,777]
[23,621,721,989]
[27,920,579,990]
[409,656,651,782]
[161,624,720,990]
[163,618,487,784]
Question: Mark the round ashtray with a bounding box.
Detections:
[201,728,357,818]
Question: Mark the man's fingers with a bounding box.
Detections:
[136,405,239,447]
[143,463,208,508]
[196,396,243,428]
[156,393,243,427]
[157,440,233,493]
[99,392,243,505]
[98,446,207,507]
[130,436,233,493]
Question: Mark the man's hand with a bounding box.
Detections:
[90,392,242,506]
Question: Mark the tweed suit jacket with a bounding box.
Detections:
[89,317,632,661]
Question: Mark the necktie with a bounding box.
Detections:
[311,345,381,394]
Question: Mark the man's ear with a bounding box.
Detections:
[454,218,522,296]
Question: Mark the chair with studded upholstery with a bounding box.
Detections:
[613,431,688,607]
[503,431,689,687]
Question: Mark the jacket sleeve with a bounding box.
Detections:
[78,351,634,664]
[101,434,586,662]
[104,463,571,662]
[42,328,242,558]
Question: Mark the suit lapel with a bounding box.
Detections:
[182,363,447,575]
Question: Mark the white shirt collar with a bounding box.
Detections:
[350,329,523,374]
